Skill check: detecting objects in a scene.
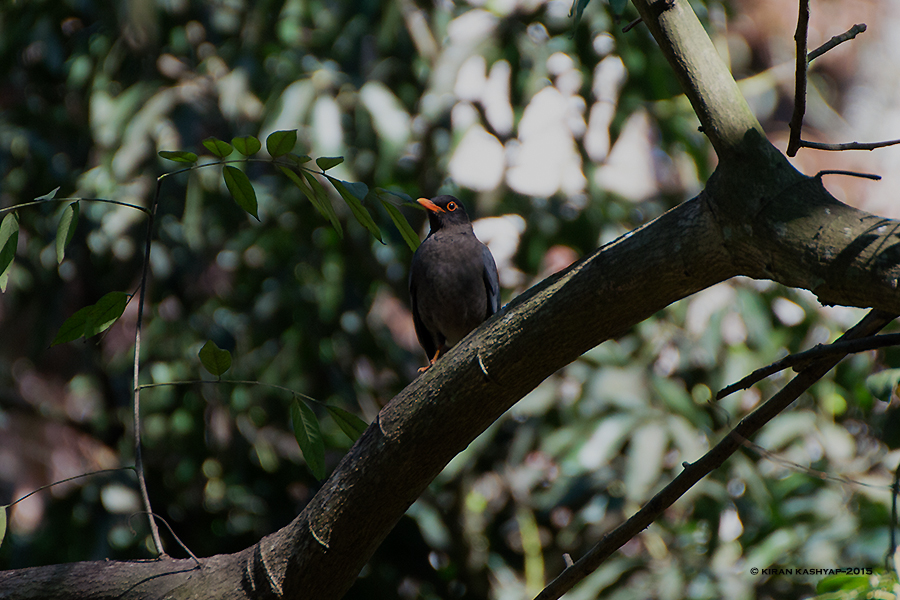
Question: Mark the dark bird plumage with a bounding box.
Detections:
[409,195,500,372]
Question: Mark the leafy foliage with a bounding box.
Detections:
[325,405,368,442]
[158,150,199,163]
[266,130,298,158]
[0,213,19,293]
[291,400,326,480]
[55,202,79,264]
[51,291,129,345]
[232,136,262,157]
[0,1,895,599]
[222,165,258,220]
[202,137,234,159]
[199,340,232,378]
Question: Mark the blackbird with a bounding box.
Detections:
[409,195,500,372]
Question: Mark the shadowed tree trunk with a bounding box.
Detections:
[3,1,899,598]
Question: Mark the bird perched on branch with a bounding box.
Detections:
[409,195,500,372]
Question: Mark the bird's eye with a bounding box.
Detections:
[447,202,457,211]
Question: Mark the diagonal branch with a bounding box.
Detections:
[718,329,900,399]
[631,0,763,158]
[807,23,867,62]
[273,196,738,598]
[787,0,810,157]
[534,309,896,600]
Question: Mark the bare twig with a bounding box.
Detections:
[817,169,882,180]
[802,139,900,152]
[717,332,900,400]
[534,309,896,600]
[889,462,900,571]
[737,433,890,491]
[130,512,202,567]
[132,178,165,556]
[138,378,325,407]
[807,23,867,63]
[0,197,151,217]
[7,468,134,508]
[622,16,643,33]
[787,0,810,157]
[795,24,877,153]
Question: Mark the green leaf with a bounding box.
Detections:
[158,150,198,163]
[379,195,420,251]
[56,202,80,264]
[287,153,312,165]
[52,292,129,345]
[0,506,6,549]
[342,180,369,200]
[83,291,128,338]
[815,573,871,594]
[0,212,20,292]
[223,165,259,220]
[327,176,382,242]
[35,186,60,201]
[51,303,92,345]
[316,156,344,171]
[325,405,368,442]
[279,167,341,234]
[866,368,900,401]
[291,400,326,480]
[231,135,261,157]
[299,170,343,238]
[569,0,592,32]
[376,187,413,203]
[266,130,298,157]
[202,137,234,158]
[199,340,232,377]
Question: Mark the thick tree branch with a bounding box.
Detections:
[0,195,736,598]
[631,0,763,158]
[276,196,737,598]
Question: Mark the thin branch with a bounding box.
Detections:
[138,378,325,407]
[7,468,134,508]
[622,16,642,33]
[0,197,151,217]
[802,139,900,151]
[817,169,882,180]
[889,462,900,571]
[794,23,875,154]
[737,433,890,491]
[787,0,810,157]
[807,23,866,63]
[534,309,896,600]
[131,177,165,556]
[130,512,202,568]
[717,332,900,400]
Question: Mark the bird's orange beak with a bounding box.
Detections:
[417,198,445,213]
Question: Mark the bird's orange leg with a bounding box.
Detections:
[418,344,446,372]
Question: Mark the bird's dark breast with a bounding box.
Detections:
[412,232,490,347]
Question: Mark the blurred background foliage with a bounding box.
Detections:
[1,0,899,598]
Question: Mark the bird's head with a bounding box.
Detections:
[417,195,472,231]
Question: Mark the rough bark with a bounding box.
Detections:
[5,0,900,598]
